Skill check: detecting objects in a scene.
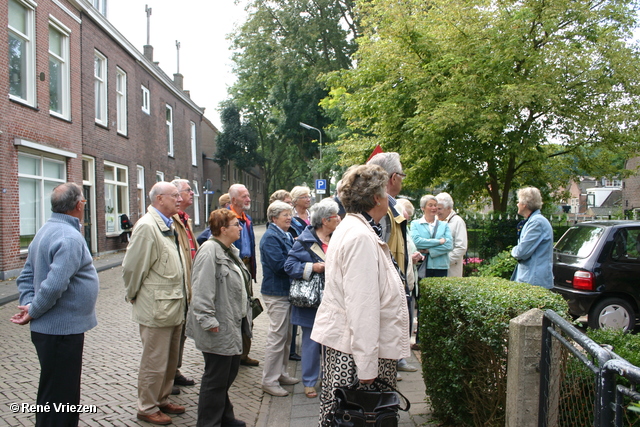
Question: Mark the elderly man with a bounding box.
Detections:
[228,183,260,367]
[11,183,99,427]
[367,152,420,372]
[170,179,199,392]
[436,192,468,277]
[123,182,188,425]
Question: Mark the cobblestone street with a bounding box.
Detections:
[0,224,432,426]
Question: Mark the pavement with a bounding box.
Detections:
[0,224,436,426]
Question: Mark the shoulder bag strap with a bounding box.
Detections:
[374,377,411,412]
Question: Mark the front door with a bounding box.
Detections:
[83,185,92,254]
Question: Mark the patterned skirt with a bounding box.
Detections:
[318,347,398,426]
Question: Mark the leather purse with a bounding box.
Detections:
[332,377,410,427]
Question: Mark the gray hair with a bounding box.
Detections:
[435,192,454,210]
[149,181,173,202]
[517,187,543,212]
[228,183,247,199]
[340,164,388,213]
[51,183,83,213]
[310,198,339,228]
[269,189,291,204]
[420,194,437,209]
[367,152,402,176]
[267,200,293,222]
[171,178,190,191]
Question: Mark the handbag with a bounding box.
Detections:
[332,377,410,427]
[289,273,324,308]
[251,297,264,319]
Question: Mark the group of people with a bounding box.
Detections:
[10,150,553,427]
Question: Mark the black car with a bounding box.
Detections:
[553,221,640,331]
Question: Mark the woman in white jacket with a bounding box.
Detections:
[311,164,410,426]
[436,192,468,277]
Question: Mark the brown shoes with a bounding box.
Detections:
[240,357,260,366]
[159,403,186,414]
[137,410,172,425]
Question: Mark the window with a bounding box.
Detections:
[49,20,70,118]
[141,85,150,114]
[166,105,174,156]
[190,121,197,166]
[156,171,164,182]
[104,162,129,234]
[18,152,66,249]
[137,165,145,217]
[8,0,36,105]
[116,68,127,135]
[92,0,107,15]
[94,51,107,125]
[192,180,200,226]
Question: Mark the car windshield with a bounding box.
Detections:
[555,225,605,258]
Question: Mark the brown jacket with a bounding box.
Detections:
[173,211,199,302]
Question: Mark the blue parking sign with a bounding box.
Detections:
[316,179,327,194]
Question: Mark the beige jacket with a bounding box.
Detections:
[311,214,410,380]
[172,211,199,301]
[123,206,188,327]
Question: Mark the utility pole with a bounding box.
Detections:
[176,40,181,74]
[145,5,152,45]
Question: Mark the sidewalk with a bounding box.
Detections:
[0,227,436,426]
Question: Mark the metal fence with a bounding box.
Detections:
[539,310,640,427]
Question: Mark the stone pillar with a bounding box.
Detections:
[505,308,544,427]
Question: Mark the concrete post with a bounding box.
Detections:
[505,308,544,427]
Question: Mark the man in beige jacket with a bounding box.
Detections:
[123,182,188,425]
[170,179,199,392]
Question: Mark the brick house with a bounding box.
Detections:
[1,0,265,279]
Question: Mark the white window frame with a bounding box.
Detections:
[48,18,71,119]
[192,180,200,226]
[82,155,98,254]
[116,67,127,135]
[137,165,145,217]
[156,171,164,182]
[190,121,197,166]
[166,104,174,156]
[92,0,107,15]
[104,161,129,235]
[18,151,67,251]
[8,0,36,106]
[141,85,150,114]
[94,50,107,125]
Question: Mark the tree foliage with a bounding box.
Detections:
[323,0,640,211]
[227,0,358,201]
[215,103,262,171]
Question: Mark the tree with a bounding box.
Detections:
[323,0,640,211]
[215,103,262,171]
[227,0,358,201]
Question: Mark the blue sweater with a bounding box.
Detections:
[17,213,99,335]
[260,224,294,296]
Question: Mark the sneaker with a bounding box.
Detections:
[262,384,289,397]
[398,363,418,372]
[278,375,300,385]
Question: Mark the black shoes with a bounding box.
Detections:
[174,374,195,386]
[289,353,301,361]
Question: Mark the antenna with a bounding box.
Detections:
[145,5,152,46]
[176,40,181,74]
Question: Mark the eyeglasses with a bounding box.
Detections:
[180,188,194,194]
[162,193,181,198]
[327,215,339,220]
[394,172,407,180]
[299,195,311,200]
[225,222,242,228]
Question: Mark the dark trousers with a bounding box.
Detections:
[31,331,85,427]
[197,353,241,427]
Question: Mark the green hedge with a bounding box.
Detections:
[418,277,568,427]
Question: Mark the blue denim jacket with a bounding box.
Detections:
[511,210,554,289]
[260,224,294,296]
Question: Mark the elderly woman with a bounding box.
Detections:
[289,186,312,237]
[260,201,299,397]
[284,198,341,399]
[269,189,292,205]
[511,187,554,288]
[411,195,454,278]
[186,209,250,427]
[312,165,410,426]
[436,192,468,277]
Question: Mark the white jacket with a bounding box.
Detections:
[445,211,468,277]
[311,214,410,380]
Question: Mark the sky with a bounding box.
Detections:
[107,0,249,129]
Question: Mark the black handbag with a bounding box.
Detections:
[332,377,410,427]
[289,273,324,308]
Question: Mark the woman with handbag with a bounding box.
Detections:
[284,198,341,399]
[311,164,411,426]
[186,209,250,427]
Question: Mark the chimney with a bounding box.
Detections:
[184,90,190,98]
[143,45,153,61]
[174,73,184,90]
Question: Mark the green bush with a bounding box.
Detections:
[418,277,568,427]
[476,249,518,279]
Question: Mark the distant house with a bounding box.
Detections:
[561,177,621,216]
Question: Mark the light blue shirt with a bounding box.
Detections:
[153,207,174,229]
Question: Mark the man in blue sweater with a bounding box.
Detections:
[11,182,99,427]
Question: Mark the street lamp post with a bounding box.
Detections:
[300,122,324,201]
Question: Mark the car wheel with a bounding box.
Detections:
[588,298,636,331]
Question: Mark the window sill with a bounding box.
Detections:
[9,96,38,111]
